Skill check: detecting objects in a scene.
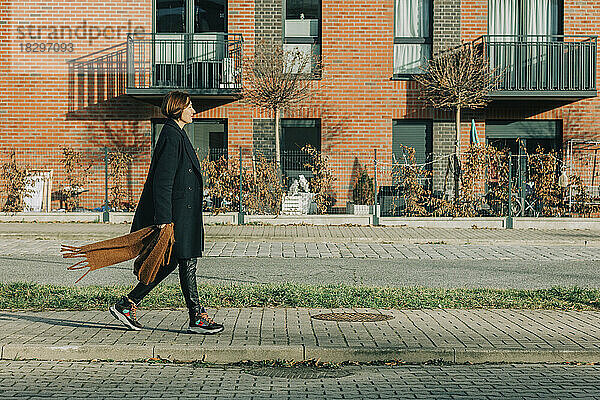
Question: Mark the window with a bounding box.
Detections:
[194,0,227,33]
[393,0,432,76]
[281,118,320,181]
[152,119,228,162]
[156,0,186,33]
[392,120,433,167]
[284,0,321,73]
[155,0,227,33]
[488,0,561,37]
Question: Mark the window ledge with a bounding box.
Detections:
[391,75,420,81]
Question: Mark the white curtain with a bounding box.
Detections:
[525,0,559,37]
[395,0,429,37]
[524,0,558,87]
[488,0,520,86]
[488,0,519,36]
[394,0,430,74]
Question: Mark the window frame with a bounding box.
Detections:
[392,0,433,80]
[151,118,228,160]
[280,118,321,182]
[153,0,228,34]
[282,0,322,77]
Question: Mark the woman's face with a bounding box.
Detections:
[180,101,195,124]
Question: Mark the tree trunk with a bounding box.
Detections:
[274,107,282,183]
[454,106,461,205]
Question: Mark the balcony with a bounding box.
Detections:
[126,33,243,98]
[475,35,597,99]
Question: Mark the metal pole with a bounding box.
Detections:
[519,143,526,216]
[103,147,110,223]
[238,149,245,225]
[507,152,513,229]
[373,149,379,226]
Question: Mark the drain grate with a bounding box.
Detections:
[311,312,394,322]
[243,366,352,379]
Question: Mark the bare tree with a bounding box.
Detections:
[414,42,501,202]
[241,39,323,179]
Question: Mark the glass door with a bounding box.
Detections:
[154,0,228,88]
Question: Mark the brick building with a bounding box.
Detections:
[0,0,598,212]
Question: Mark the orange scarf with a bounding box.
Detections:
[61,224,175,285]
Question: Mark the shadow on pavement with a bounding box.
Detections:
[0,312,184,334]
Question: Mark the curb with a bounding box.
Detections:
[4,213,600,230]
[2,344,599,364]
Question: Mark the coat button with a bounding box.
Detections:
[188,186,192,190]
[188,168,192,173]
[187,205,192,209]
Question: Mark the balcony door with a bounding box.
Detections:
[153,0,228,88]
[488,0,561,90]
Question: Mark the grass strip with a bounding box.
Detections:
[1,282,599,311]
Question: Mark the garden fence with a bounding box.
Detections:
[1,143,598,219]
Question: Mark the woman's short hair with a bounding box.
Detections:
[161,91,191,120]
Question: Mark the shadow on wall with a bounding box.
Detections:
[66,95,157,121]
[65,41,158,121]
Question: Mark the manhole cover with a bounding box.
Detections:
[311,312,394,322]
[243,366,352,379]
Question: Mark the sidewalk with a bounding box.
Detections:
[1,308,599,364]
[2,222,600,245]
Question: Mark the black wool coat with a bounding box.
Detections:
[131,119,204,259]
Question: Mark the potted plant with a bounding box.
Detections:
[347,167,375,215]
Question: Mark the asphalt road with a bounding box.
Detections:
[1,254,599,288]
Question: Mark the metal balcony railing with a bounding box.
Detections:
[126,33,243,95]
[474,35,597,97]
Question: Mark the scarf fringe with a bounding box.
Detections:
[62,224,174,285]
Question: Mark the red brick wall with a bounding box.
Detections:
[1,0,598,211]
[1,0,156,210]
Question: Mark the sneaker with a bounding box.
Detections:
[110,296,143,331]
[188,307,224,334]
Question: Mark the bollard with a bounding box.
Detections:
[238,149,245,225]
[373,148,379,226]
[506,152,513,229]
[103,147,110,223]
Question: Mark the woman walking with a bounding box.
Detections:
[110,91,223,334]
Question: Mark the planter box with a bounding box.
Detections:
[281,193,315,215]
[346,203,379,215]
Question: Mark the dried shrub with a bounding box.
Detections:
[301,145,336,214]
[201,153,284,215]
[109,149,136,211]
[527,147,565,216]
[247,152,284,214]
[458,143,507,216]
[392,144,511,217]
[392,146,432,216]
[201,155,242,214]
[352,164,374,205]
[60,147,92,211]
[0,150,34,212]
[568,175,600,216]
[483,149,513,217]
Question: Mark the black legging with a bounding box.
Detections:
[128,257,201,318]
